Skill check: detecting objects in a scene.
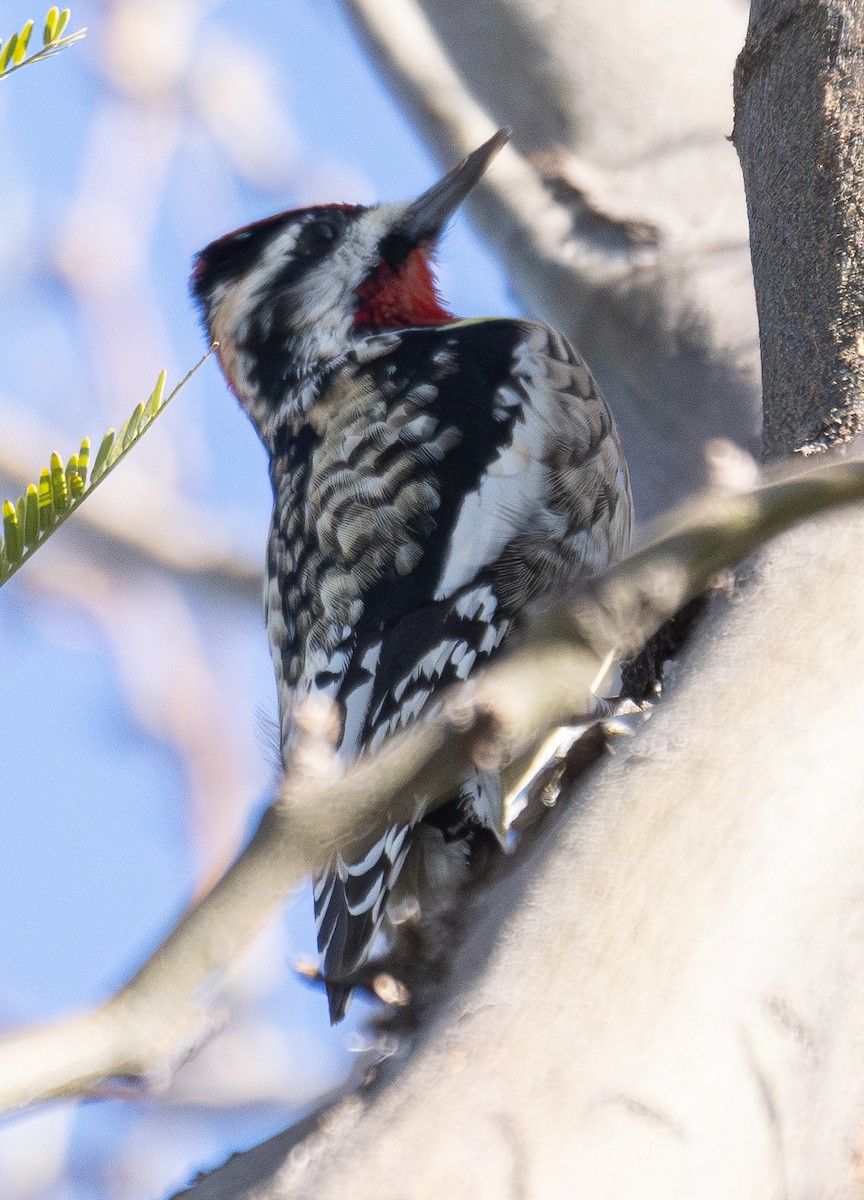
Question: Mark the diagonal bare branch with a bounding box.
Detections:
[0,452,862,1115]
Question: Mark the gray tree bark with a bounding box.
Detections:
[180,518,864,1200]
[734,0,864,458]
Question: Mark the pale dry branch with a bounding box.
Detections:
[1,454,862,1115]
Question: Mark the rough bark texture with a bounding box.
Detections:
[734,0,864,458]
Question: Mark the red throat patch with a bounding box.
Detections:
[354,248,453,329]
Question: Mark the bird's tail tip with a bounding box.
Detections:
[326,982,353,1024]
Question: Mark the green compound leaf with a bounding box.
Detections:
[1,6,85,78]
[0,346,216,587]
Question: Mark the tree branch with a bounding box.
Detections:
[342,0,760,519]
[1,453,862,1115]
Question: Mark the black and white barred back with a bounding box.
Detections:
[265,317,631,1019]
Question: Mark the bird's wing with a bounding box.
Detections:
[306,319,632,1019]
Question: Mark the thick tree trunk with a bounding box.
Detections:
[179,514,864,1200]
[734,0,864,459]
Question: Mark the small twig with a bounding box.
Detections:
[0,28,86,79]
[0,454,862,1113]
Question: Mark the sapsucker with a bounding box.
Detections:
[192,130,633,1022]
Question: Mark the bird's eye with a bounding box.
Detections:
[304,218,338,248]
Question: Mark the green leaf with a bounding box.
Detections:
[23,485,40,548]
[69,453,86,497]
[55,7,70,39]
[3,499,21,562]
[113,426,128,458]
[120,401,144,451]
[66,452,87,499]
[0,35,18,73]
[90,430,115,484]
[77,436,90,490]
[38,467,54,531]
[143,369,167,423]
[43,6,59,44]
[50,451,69,512]
[14,20,33,62]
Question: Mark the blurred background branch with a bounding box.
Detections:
[2,452,862,1120]
[344,0,760,519]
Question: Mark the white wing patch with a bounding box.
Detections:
[436,322,631,602]
[340,639,381,759]
[434,339,576,600]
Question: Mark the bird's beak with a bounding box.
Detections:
[398,128,510,244]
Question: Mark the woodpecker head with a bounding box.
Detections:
[192,129,509,439]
